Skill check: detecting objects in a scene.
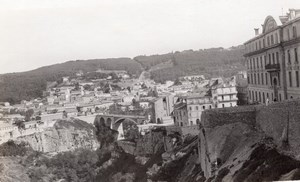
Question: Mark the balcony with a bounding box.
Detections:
[265,64,280,72]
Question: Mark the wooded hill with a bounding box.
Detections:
[0,46,245,103]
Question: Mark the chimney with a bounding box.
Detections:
[254,28,259,36]
[279,15,288,24]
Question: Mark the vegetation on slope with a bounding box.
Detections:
[143,47,246,83]
[0,46,245,103]
[0,58,142,104]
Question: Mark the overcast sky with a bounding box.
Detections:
[0,0,299,74]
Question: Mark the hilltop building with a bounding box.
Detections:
[244,9,300,103]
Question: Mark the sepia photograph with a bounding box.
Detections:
[0,0,300,181]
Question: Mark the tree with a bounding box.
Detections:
[15,119,25,129]
[83,84,92,91]
[174,78,182,85]
[74,82,80,90]
[25,109,34,122]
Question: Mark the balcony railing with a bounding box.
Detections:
[265,64,280,71]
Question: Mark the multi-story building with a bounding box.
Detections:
[173,102,188,127]
[186,93,214,125]
[244,9,300,103]
[211,83,238,108]
[153,94,175,124]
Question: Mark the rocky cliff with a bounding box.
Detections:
[198,104,300,181]
[16,119,99,153]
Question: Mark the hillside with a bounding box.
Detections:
[0,58,142,104]
[134,46,246,83]
[0,46,245,103]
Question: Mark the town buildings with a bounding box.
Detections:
[244,9,300,103]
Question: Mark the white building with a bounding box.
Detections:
[211,83,238,108]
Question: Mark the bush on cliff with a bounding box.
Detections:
[26,148,99,182]
[0,140,30,156]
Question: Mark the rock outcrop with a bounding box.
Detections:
[16,119,99,153]
[198,102,300,181]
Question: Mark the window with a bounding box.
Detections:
[263,92,265,103]
[249,90,251,99]
[296,71,299,87]
[209,105,212,109]
[260,57,263,68]
[258,73,260,85]
[256,58,259,69]
[271,34,274,44]
[289,71,292,87]
[272,93,274,101]
[222,96,224,100]
[287,28,290,40]
[202,106,205,110]
[272,53,275,64]
[276,52,279,64]
[222,104,225,108]
[189,106,192,111]
[259,41,261,49]
[255,91,258,101]
[253,58,256,69]
[247,75,250,84]
[254,74,257,85]
[279,94,282,101]
[196,106,198,110]
[261,73,264,85]
[267,36,270,46]
[275,33,278,43]
[295,48,298,63]
[264,55,267,66]
[288,50,291,64]
[293,26,297,38]
[269,54,271,64]
[263,38,265,47]
[266,73,268,85]
[259,92,261,102]
[190,121,193,125]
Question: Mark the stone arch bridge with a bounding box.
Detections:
[94,114,146,140]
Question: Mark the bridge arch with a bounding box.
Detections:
[112,117,137,131]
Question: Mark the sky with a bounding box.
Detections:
[0,0,299,74]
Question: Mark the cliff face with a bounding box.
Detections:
[16,119,99,153]
[198,104,300,181]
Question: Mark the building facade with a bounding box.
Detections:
[236,71,249,105]
[211,84,238,108]
[244,9,300,103]
[186,94,214,125]
[173,102,188,127]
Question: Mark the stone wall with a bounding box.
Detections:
[201,105,257,128]
[181,125,199,136]
[198,99,300,179]
[256,100,300,158]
